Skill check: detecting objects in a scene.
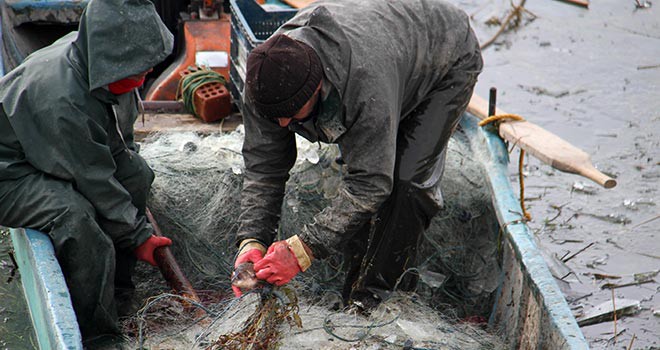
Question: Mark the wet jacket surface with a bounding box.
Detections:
[237,0,480,257]
[0,0,174,250]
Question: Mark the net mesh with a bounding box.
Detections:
[114,124,504,349]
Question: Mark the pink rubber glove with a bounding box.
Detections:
[254,241,302,286]
[232,241,266,297]
[134,235,172,266]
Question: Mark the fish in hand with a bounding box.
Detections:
[232,262,260,292]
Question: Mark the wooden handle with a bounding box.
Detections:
[467,93,616,189]
[553,0,589,8]
[145,208,201,303]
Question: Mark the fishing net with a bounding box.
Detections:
[114,123,504,349]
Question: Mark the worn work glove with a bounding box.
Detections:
[254,235,313,286]
[134,235,172,266]
[232,239,267,297]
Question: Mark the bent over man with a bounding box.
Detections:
[0,0,174,340]
[233,0,483,305]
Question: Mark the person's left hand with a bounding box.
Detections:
[232,239,266,297]
[134,235,172,266]
[254,241,301,285]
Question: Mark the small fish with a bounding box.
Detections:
[231,262,260,292]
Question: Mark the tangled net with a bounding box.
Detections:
[114,124,504,349]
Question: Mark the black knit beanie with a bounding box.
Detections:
[245,34,323,119]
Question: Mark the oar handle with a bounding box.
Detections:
[578,165,617,189]
[145,208,201,303]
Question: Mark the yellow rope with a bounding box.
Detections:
[477,113,525,127]
[479,113,532,221]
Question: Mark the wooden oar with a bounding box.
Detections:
[145,208,202,303]
[553,0,589,8]
[467,92,616,189]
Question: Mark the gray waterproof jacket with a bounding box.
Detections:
[237,0,479,257]
[0,0,173,250]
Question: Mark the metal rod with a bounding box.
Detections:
[140,100,186,113]
[488,87,497,117]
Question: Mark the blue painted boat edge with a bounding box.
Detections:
[5,0,89,11]
[10,228,83,350]
[462,114,588,349]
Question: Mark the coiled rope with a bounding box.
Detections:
[478,114,532,221]
[176,66,227,119]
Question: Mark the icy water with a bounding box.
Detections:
[449,0,660,348]
[0,0,658,349]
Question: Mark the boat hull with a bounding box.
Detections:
[9,228,82,350]
[9,114,588,349]
[463,116,588,349]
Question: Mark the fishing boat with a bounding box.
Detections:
[4,0,590,349]
[9,110,589,349]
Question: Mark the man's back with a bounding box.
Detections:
[281,0,472,118]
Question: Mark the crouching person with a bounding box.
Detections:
[0,0,174,341]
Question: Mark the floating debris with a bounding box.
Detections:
[622,198,655,211]
[485,16,502,26]
[601,279,654,290]
[551,237,584,245]
[577,299,640,327]
[636,251,660,260]
[519,85,571,98]
[582,213,632,225]
[637,63,660,70]
[539,242,573,280]
[571,181,598,195]
[589,273,622,280]
[633,270,659,283]
[480,0,535,50]
[641,170,660,179]
[586,254,609,269]
[562,242,595,263]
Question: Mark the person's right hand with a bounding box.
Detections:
[134,235,172,266]
[232,239,266,297]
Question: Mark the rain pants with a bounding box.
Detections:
[237,0,483,300]
[0,0,173,339]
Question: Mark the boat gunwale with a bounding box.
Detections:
[10,228,83,350]
[463,114,588,349]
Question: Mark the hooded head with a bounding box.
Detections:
[74,0,174,91]
[245,34,323,119]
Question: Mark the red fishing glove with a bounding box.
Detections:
[134,235,172,266]
[232,239,267,297]
[254,235,313,286]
